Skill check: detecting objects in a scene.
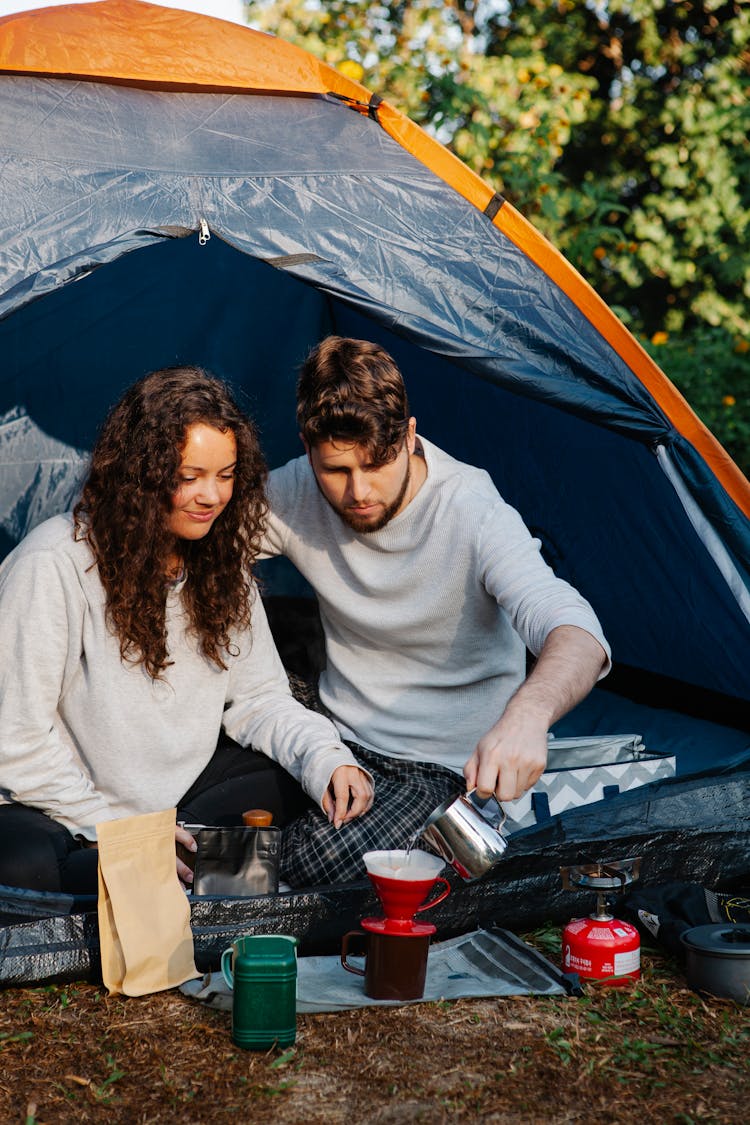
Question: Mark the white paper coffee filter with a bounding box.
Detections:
[363,849,445,881]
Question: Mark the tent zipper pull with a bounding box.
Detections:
[198,218,210,245]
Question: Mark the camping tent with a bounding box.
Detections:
[1,0,748,772]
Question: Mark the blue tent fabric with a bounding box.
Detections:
[0,65,748,766]
[0,80,688,438]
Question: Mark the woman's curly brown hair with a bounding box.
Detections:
[73,366,267,679]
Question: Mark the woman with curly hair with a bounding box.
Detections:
[0,366,372,896]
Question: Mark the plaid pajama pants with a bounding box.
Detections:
[280,744,464,887]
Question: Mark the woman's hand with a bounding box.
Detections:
[322,765,374,829]
[175,823,198,887]
[82,826,198,887]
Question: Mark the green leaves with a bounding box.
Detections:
[643,325,750,471]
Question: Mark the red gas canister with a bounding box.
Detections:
[560,858,642,987]
[562,912,640,985]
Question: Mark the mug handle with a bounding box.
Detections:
[415,875,451,914]
[340,930,367,977]
[220,946,234,988]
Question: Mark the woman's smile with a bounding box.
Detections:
[167,423,237,542]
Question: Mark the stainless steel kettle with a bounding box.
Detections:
[419,789,509,882]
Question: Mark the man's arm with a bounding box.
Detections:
[463,625,608,803]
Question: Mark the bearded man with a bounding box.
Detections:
[265,336,610,886]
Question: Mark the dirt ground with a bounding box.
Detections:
[1,935,749,1125]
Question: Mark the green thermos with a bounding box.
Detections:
[221,933,297,1049]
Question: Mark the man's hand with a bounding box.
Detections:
[464,625,608,803]
[464,708,549,802]
[322,765,374,829]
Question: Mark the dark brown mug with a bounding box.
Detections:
[340,921,432,1001]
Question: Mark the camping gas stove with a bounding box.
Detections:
[560,857,642,986]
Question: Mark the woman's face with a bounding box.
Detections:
[167,422,237,542]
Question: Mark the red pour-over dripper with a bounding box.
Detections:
[362,850,450,932]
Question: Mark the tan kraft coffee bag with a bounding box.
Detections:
[97,808,197,996]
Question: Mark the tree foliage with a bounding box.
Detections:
[487,0,750,341]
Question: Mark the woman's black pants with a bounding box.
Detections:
[0,736,314,896]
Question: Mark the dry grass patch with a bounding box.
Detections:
[1,936,748,1124]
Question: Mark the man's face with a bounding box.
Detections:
[306,420,416,533]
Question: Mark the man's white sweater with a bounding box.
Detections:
[264,437,610,774]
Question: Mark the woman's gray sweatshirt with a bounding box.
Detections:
[0,514,357,837]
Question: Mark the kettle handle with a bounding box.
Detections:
[466,788,507,831]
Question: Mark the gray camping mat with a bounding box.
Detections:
[180,927,578,1013]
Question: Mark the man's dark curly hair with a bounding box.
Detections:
[296,336,410,464]
[73,365,267,679]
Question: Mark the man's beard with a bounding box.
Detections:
[334,457,411,534]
